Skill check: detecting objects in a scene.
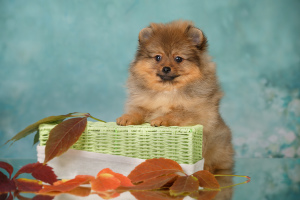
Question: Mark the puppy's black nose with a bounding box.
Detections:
[162,66,171,74]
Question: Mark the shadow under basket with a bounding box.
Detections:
[37,121,204,179]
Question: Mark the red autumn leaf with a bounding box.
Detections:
[0,161,14,178]
[91,173,121,192]
[44,117,88,164]
[14,178,43,192]
[170,175,199,196]
[128,158,184,183]
[39,175,94,193]
[0,171,16,193]
[192,170,220,189]
[97,168,133,187]
[189,190,219,200]
[131,174,178,190]
[131,190,184,200]
[13,162,57,185]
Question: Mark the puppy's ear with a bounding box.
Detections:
[139,27,153,43]
[186,26,207,51]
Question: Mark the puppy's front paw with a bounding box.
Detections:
[116,113,144,126]
[150,116,180,127]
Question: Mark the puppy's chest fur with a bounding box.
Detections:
[128,89,199,121]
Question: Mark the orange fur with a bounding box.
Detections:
[116,20,234,172]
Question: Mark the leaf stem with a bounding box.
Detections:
[89,115,106,123]
[219,180,250,189]
[214,174,251,182]
[213,174,251,189]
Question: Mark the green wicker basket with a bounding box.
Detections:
[39,121,203,164]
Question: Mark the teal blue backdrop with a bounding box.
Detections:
[0,0,299,159]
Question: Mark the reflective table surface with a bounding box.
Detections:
[1,158,299,200]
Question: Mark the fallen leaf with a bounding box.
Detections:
[170,175,199,196]
[5,113,85,145]
[97,168,133,187]
[4,192,14,200]
[131,190,184,200]
[130,174,178,190]
[0,161,14,178]
[192,170,220,189]
[39,175,94,193]
[0,171,16,193]
[13,162,57,185]
[128,158,184,184]
[91,174,121,192]
[14,178,43,192]
[44,117,88,164]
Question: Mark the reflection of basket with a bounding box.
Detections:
[39,122,203,164]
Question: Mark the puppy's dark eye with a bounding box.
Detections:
[175,56,183,63]
[155,55,162,62]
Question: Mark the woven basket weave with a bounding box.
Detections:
[39,122,203,164]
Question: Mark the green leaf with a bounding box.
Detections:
[44,117,88,164]
[33,130,40,146]
[89,115,106,123]
[4,112,89,146]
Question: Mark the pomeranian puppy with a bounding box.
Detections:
[117,20,234,172]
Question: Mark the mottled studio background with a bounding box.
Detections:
[0,0,299,159]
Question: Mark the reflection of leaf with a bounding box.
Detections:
[16,192,55,200]
[65,186,91,197]
[5,113,83,145]
[39,175,94,193]
[128,158,184,183]
[32,195,55,200]
[170,175,199,196]
[96,190,121,199]
[189,190,219,200]
[0,193,9,200]
[131,174,178,190]
[14,178,43,192]
[193,170,220,189]
[131,190,184,200]
[44,117,88,164]
[13,162,57,185]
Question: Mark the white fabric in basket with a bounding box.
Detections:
[37,145,204,179]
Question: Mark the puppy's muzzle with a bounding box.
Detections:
[162,66,171,74]
[157,66,179,81]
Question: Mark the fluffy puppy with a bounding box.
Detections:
[117,20,234,172]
